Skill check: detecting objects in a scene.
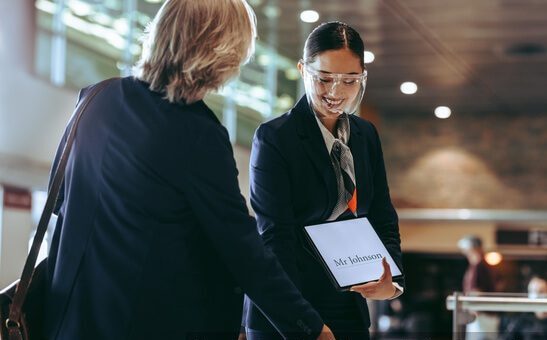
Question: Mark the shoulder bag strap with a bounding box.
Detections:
[8,77,119,326]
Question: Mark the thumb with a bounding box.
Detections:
[380,257,391,280]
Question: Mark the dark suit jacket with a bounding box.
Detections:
[43,77,323,340]
[244,96,405,332]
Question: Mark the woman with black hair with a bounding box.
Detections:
[243,22,405,339]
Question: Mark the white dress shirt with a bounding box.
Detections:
[314,115,404,299]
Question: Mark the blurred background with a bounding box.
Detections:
[1,0,546,338]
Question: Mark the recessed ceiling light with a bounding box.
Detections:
[485,252,503,266]
[434,106,451,119]
[300,10,319,23]
[400,81,417,95]
[144,0,163,3]
[364,51,375,64]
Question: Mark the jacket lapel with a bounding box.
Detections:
[292,96,338,219]
[348,115,372,216]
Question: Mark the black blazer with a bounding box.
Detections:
[244,96,405,332]
[43,78,323,340]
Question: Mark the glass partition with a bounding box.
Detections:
[34,0,301,147]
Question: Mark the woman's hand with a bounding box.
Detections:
[349,257,396,300]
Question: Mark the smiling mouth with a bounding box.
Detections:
[322,96,343,108]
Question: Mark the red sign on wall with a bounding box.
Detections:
[3,185,32,210]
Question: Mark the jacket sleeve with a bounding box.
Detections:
[367,124,405,289]
[249,124,302,289]
[180,121,323,339]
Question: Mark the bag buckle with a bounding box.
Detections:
[5,318,20,329]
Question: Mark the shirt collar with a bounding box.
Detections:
[314,115,336,154]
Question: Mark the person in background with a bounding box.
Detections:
[243,21,405,340]
[458,235,495,294]
[457,235,499,340]
[499,276,547,340]
[42,1,335,339]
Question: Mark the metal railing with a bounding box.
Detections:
[399,209,547,223]
[446,292,547,340]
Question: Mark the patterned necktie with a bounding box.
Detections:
[328,114,357,221]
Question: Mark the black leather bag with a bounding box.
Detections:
[0,261,46,340]
[0,78,116,340]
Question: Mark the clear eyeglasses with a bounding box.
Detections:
[303,64,368,89]
[300,61,368,115]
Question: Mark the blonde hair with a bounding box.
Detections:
[134,0,256,103]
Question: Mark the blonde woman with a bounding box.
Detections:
[43,1,333,339]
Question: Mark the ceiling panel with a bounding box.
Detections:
[251,0,547,115]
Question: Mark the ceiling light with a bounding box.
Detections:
[400,81,417,95]
[364,51,375,64]
[434,106,452,119]
[300,10,319,23]
[484,252,503,266]
[144,0,163,3]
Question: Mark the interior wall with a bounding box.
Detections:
[0,1,79,189]
[373,111,547,210]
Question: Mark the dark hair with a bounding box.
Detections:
[458,235,483,250]
[303,21,365,68]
